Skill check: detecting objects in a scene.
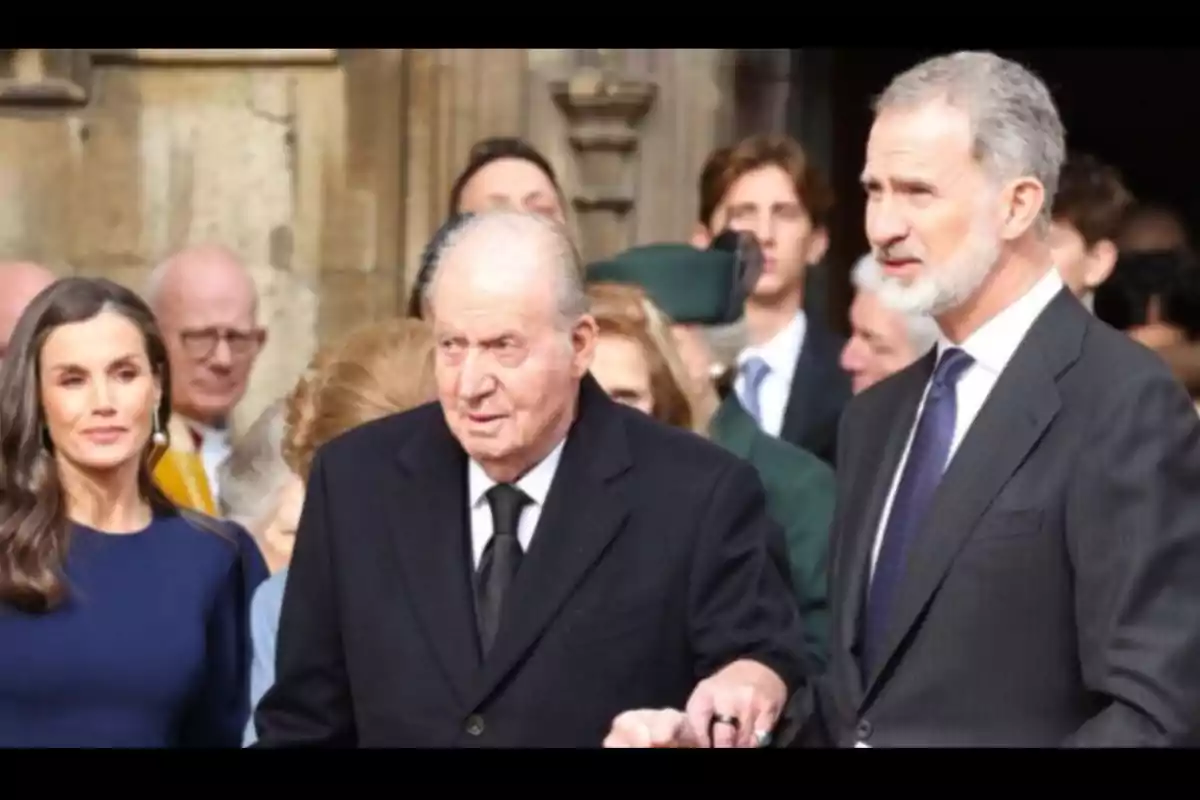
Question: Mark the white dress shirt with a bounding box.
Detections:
[735,311,807,437]
[179,416,231,498]
[466,438,566,569]
[198,424,230,497]
[868,268,1065,576]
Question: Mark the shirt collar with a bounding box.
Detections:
[177,414,229,440]
[937,267,1064,376]
[738,310,806,382]
[468,436,567,509]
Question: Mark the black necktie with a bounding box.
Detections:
[863,347,974,676]
[476,483,530,656]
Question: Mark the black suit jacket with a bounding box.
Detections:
[781,287,1200,747]
[255,376,808,747]
[779,321,850,467]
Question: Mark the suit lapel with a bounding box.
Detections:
[471,376,633,708]
[390,408,481,706]
[708,395,758,460]
[780,323,844,447]
[861,290,1084,702]
[838,355,934,698]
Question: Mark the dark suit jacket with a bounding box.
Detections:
[254,375,808,747]
[781,288,1200,747]
[709,396,834,668]
[779,321,850,467]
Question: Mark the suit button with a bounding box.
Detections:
[855,719,872,740]
[465,714,485,736]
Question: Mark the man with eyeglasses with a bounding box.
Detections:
[146,244,266,512]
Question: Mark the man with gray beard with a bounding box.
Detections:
[604,50,1200,748]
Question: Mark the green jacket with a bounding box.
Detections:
[709,396,835,668]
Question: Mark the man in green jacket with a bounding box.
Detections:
[588,244,835,668]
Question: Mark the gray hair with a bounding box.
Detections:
[216,399,293,529]
[421,210,589,328]
[874,51,1066,230]
[851,254,940,354]
[699,319,750,372]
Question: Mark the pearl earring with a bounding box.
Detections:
[151,409,167,447]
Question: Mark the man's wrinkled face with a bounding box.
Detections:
[708,165,826,303]
[840,289,924,394]
[431,234,594,478]
[863,102,1005,317]
[457,158,566,223]
[157,270,263,425]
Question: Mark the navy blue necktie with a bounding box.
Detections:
[863,347,974,676]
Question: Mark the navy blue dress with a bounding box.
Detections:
[0,513,263,747]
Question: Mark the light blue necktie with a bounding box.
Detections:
[739,356,772,425]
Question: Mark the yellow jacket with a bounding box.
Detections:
[152,414,216,515]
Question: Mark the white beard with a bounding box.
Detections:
[875,211,1002,318]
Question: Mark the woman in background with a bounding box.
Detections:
[0,278,251,747]
[217,348,340,574]
[1094,249,1200,414]
[217,400,301,574]
[1094,249,1200,352]
[587,284,699,430]
[243,317,438,744]
[586,282,708,430]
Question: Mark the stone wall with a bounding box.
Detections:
[0,48,737,434]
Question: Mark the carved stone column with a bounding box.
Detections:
[550,66,656,262]
[0,49,91,107]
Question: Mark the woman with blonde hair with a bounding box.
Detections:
[586,282,714,434]
[243,317,438,744]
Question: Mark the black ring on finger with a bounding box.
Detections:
[711,712,740,729]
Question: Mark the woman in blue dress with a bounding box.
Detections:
[0,277,251,747]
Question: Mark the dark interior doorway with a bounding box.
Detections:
[822,47,1200,334]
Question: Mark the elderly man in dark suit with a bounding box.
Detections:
[604,50,1200,748]
[253,210,807,748]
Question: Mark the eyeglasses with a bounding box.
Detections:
[178,327,265,360]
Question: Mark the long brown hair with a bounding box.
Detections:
[0,277,178,613]
[284,318,438,481]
